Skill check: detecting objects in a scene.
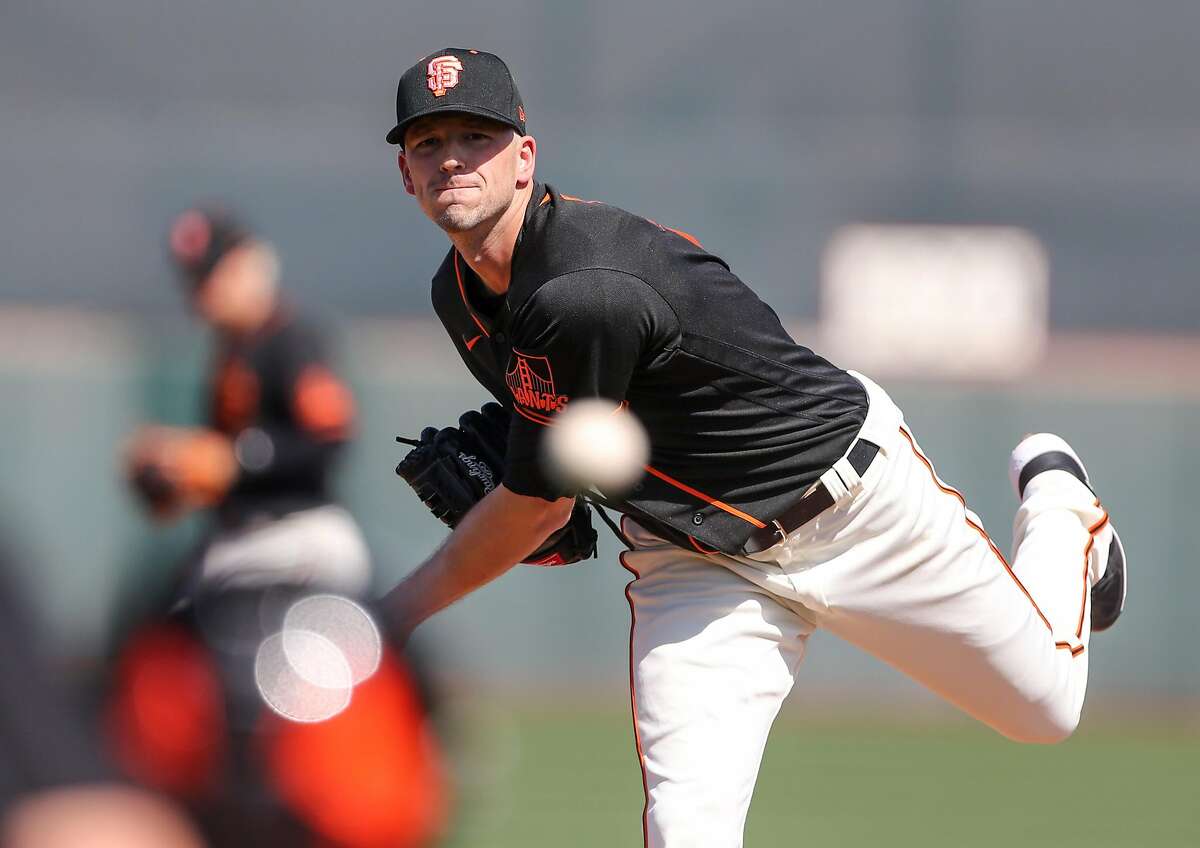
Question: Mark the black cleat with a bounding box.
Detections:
[1089,529,1126,632]
[1009,433,1126,632]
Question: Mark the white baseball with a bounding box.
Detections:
[542,399,650,493]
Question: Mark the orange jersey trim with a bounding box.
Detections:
[641,465,767,529]
[510,399,763,534]
[1076,508,1111,638]
[618,551,651,848]
[453,252,491,338]
[556,191,701,246]
[662,225,702,248]
[293,366,355,440]
[645,217,703,248]
[897,427,1082,655]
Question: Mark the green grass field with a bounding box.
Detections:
[443,703,1199,847]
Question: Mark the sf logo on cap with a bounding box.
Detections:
[427,55,464,97]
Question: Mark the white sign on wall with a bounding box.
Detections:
[821,224,1049,380]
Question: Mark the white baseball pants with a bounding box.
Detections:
[197,505,372,596]
[620,372,1112,848]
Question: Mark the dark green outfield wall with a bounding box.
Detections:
[1,315,1194,701]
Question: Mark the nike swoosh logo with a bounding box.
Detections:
[465,334,484,351]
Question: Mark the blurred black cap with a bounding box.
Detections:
[168,207,250,286]
[386,48,526,147]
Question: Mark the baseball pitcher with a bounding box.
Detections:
[381,49,1126,847]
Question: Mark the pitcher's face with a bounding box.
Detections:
[399,113,532,234]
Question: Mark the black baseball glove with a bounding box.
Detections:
[129,462,181,515]
[395,402,597,567]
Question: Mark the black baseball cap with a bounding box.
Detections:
[168,207,250,287]
[385,48,526,147]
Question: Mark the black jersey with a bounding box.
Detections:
[431,183,868,555]
[207,307,355,527]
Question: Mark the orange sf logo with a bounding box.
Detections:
[427,55,464,97]
[506,351,569,413]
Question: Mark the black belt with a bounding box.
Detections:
[741,439,881,555]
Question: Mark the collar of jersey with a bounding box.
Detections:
[453,180,552,337]
[503,180,557,318]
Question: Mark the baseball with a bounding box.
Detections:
[542,399,650,494]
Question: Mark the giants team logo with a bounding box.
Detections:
[506,351,569,413]
[427,55,464,97]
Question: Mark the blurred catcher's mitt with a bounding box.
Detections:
[124,427,236,519]
[395,402,597,567]
[129,460,182,515]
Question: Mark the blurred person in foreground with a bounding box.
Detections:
[0,541,204,848]
[123,208,370,598]
[103,584,448,848]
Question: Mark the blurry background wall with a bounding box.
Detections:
[1,1,1198,703]
[4,0,1200,326]
[1,311,1196,704]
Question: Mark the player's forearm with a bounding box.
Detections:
[385,485,574,634]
